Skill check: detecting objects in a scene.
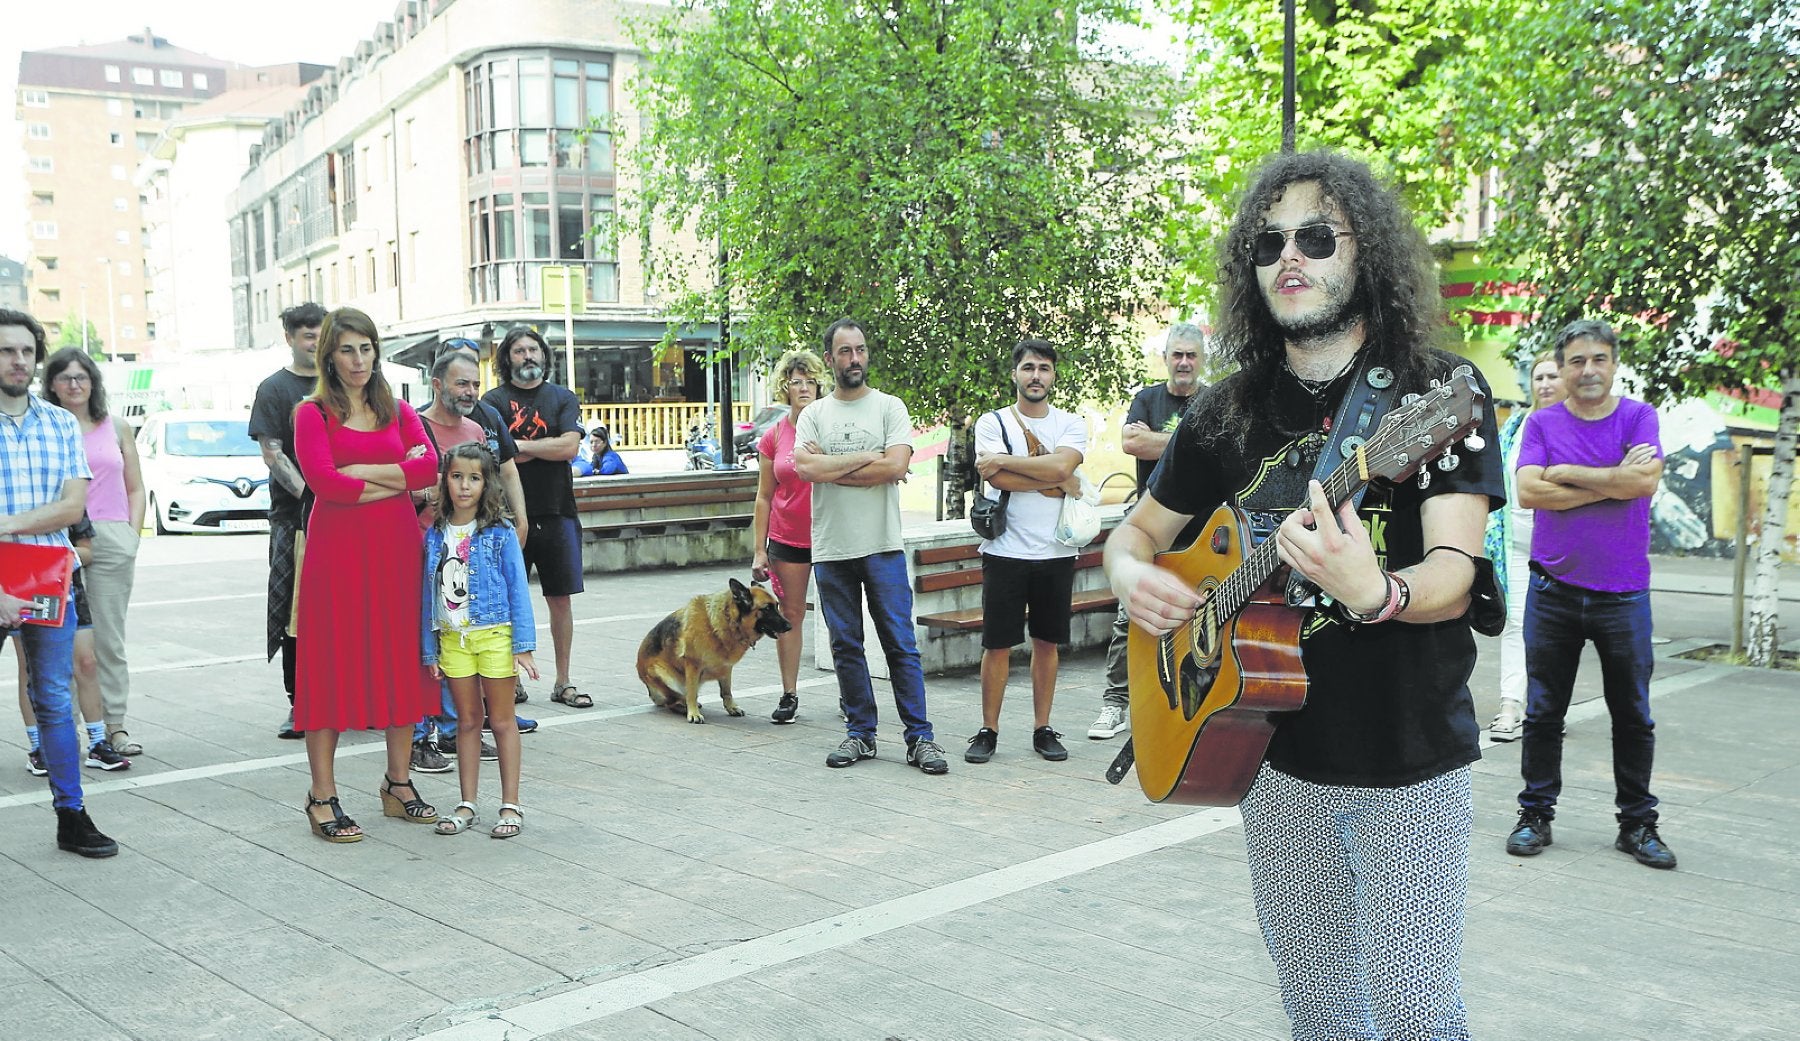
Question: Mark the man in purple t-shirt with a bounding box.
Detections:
[1505,318,1676,870]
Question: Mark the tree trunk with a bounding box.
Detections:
[939,408,972,521]
[1746,366,1799,667]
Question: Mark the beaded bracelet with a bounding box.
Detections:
[1339,571,1399,625]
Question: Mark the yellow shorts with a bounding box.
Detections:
[437,624,516,680]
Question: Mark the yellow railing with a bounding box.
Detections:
[579,402,753,450]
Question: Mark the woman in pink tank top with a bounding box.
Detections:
[32,349,146,761]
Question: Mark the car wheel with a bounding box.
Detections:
[149,494,170,535]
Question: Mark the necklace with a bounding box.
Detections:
[1283,353,1356,402]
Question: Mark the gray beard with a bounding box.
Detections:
[450,399,477,417]
[516,363,545,384]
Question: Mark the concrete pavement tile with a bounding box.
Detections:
[533,1005,718,1040]
[0,874,165,977]
[47,945,326,1041]
[0,980,132,1041]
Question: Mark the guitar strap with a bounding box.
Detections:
[1281,351,1400,608]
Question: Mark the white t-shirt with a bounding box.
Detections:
[974,405,1088,560]
[795,389,913,563]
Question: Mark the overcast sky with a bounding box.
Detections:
[1,0,402,261]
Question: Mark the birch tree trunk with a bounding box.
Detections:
[1746,366,1800,667]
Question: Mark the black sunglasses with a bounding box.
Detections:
[1250,224,1353,267]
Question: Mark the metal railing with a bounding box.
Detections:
[579,402,752,449]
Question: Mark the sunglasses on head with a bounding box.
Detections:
[1250,224,1353,267]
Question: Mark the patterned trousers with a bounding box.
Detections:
[1241,762,1473,1041]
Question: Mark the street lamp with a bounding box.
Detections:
[100,257,117,361]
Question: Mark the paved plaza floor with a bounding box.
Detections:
[0,537,1794,1040]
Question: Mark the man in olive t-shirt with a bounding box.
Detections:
[794,318,946,776]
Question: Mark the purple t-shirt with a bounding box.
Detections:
[1516,398,1660,592]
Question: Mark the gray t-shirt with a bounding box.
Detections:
[795,389,913,563]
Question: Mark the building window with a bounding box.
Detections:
[105,65,121,83]
[136,132,157,152]
[116,230,131,245]
[33,191,54,206]
[22,89,49,107]
[114,197,128,212]
[193,72,208,91]
[107,98,123,116]
[111,165,127,180]
[109,131,123,146]
[160,69,183,88]
[32,222,57,240]
[40,257,58,271]
[366,251,377,292]
[27,123,50,140]
[28,156,53,173]
[133,68,154,86]
[122,325,136,339]
[463,50,612,175]
[145,322,156,338]
[468,190,617,305]
[41,289,61,303]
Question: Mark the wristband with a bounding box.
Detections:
[1339,571,1397,624]
[1375,572,1410,623]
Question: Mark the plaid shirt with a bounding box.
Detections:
[0,393,91,555]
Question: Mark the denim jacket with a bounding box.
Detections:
[421,519,537,663]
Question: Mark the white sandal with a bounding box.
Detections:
[434,801,479,836]
[490,802,524,840]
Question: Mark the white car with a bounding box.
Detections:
[137,410,272,534]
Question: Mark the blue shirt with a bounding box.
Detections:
[0,394,91,557]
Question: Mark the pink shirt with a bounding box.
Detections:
[83,419,130,522]
[758,415,811,549]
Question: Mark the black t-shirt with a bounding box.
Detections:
[1125,383,1196,492]
[482,382,583,521]
[1147,348,1504,787]
[248,368,317,526]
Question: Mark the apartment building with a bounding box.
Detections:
[0,256,25,312]
[226,0,718,414]
[16,28,235,358]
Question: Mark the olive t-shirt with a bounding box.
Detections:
[795,390,912,564]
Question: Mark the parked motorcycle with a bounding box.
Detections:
[685,406,786,470]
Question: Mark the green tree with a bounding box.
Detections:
[627,0,1180,516]
[54,319,105,360]
[1462,0,1798,666]
[1161,0,1508,306]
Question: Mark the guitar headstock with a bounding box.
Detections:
[1360,366,1487,487]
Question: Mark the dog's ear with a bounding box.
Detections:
[729,577,753,610]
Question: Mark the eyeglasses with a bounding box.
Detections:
[52,372,91,386]
[785,378,820,389]
[1250,224,1353,267]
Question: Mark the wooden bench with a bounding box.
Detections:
[573,471,758,572]
[913,529,1119,633]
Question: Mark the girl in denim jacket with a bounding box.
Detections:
[422,443,537,838]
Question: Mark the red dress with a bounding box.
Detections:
[292,400,440,731]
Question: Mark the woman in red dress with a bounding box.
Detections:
[293,307,441,842]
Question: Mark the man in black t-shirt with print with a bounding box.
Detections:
[249,302,324,740]
[1089,323,1204,740]
[1104,151,1501,1039]
[481,328,589,708]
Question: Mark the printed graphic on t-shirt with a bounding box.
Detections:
[499,396,551,442]
[818,418,882,455]
[437,523,475,631]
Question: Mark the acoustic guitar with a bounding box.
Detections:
[1124,366,1487,805]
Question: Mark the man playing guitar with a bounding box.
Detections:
[1103,151,1502,1040]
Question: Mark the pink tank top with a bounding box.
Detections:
[83,420,131,522]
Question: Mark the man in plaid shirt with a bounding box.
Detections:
[0,309,117,858]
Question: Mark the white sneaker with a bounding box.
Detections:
[1489,699,1524,742]
[1088,704,1129,739]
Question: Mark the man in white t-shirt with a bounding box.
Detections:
[964,340,1087,765]
[794,318,948,775]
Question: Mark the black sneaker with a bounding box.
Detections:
[25,750,47,777]
[1506,810,1553,856]
[907,738,949,775]
[1616,821,1677,870]
[514,678,529,704]
[55,807,118,858]
[85,742,131,771]
[410,739,452,774]
[965,728,998,764]
[825,735,876,768]
[1032,726,1068,762]
[771,692,800,725]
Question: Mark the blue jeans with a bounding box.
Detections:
[1518,567,1658,823]
[414,680,458,743]
[4,609,84,810]
[814,551,932,743]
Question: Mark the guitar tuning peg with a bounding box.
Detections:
[1464,433,1486,453]
[1416,469,1432,490]
[1436,451,1460,472]
[1401,393,1421,406]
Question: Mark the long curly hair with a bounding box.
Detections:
[1201,150,1446,441]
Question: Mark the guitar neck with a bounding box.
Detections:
[1213,458,1369,618]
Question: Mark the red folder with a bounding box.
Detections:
[0,542,75,627]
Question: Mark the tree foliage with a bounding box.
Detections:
[54,319,105,360]
[1162,0,1504,307]
[626,0,1179,428]
[1460,0,1798,664]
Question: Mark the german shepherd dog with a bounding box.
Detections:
[637,578,791,723]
